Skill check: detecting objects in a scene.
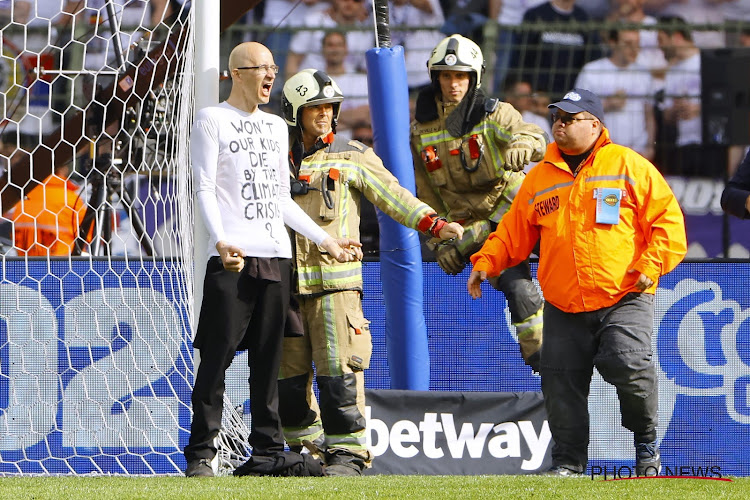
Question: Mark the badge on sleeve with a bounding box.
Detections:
[594,187,622,224]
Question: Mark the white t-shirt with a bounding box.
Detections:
[191,102,329,258]
[662,53,701,147]
[574,58,654,155]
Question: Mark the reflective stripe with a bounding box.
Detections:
[418,120,513,147]
[322,294,341,376]
[298,262,361,288]
[283,422,324,446]
[325,429,368,449]
[13,223,62,231]
[339,178,350,237]
[525,175,635,207]
[586,174,635,185]
[488,172,524,223]
[513,309,544,338]
[300,160,431,228]
[527,181,575,205]
[417,119,514,171]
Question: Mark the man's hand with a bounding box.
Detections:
[438,221,464,241]
[504,138,534,171]
[628,268,654,291]
[335,237,364,261]
[321,237,360,263]
[467,269,487,299]
[216,241,246,273]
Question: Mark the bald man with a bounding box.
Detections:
[185,42,356,477]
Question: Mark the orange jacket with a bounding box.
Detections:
[11,174,86,257]
[471,128,687,313]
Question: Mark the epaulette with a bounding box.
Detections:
[329,137,368,154]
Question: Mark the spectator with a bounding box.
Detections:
[721,148,750,218]
[390,0,445,89]
[728,25,750,173]
[184,41,354,478]
[7,163,85,256]
[489,0,546,94]
[440,0,490,44]
[575,0,611,19]
[605,0,668,82]
[657,16,724,176]
[575,29,657,160]
[511,0,604,99]
[468,88,687,477]
[279,69,463,476]
[285,0,372,80]
[80,0,153,101]
[502,78,552,171]
[320,30,370,139]
[246,0,328,107]
[3,0,78,141]
[644,0,726,48]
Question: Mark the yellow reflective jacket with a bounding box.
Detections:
[291,136,433,295]
[471,128,687,313]
[410,96,547,224]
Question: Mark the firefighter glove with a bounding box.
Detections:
[504,138,534,171]
[434,244,467,275]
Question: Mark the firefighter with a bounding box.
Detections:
[278,69,464,476]
[410,34,548,370]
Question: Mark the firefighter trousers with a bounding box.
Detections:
[278,290,373,463]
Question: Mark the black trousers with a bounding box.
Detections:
[540,293,658,470]
[184,257,291,462]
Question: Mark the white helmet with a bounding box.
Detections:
[427,34,485,89]
[282,69,344,128]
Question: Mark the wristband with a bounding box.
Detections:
[418,213,448,237]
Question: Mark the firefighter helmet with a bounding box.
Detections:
[282,69,344,128]
[427,34,485,88]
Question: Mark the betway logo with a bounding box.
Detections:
[365,407,551,470]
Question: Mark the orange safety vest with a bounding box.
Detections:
[471,128,687,313]
[11,175,86,257]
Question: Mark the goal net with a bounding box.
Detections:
[0,1,199,474]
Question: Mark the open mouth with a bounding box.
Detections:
[261,82,273,95]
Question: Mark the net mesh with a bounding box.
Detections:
[0,1,198,474]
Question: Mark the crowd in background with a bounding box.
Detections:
[0,0,749,256]
[237,0,750,177]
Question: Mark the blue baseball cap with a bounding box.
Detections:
[548,88,604,121]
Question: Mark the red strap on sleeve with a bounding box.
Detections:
[430,218,447,238]
[417,213,437,233]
